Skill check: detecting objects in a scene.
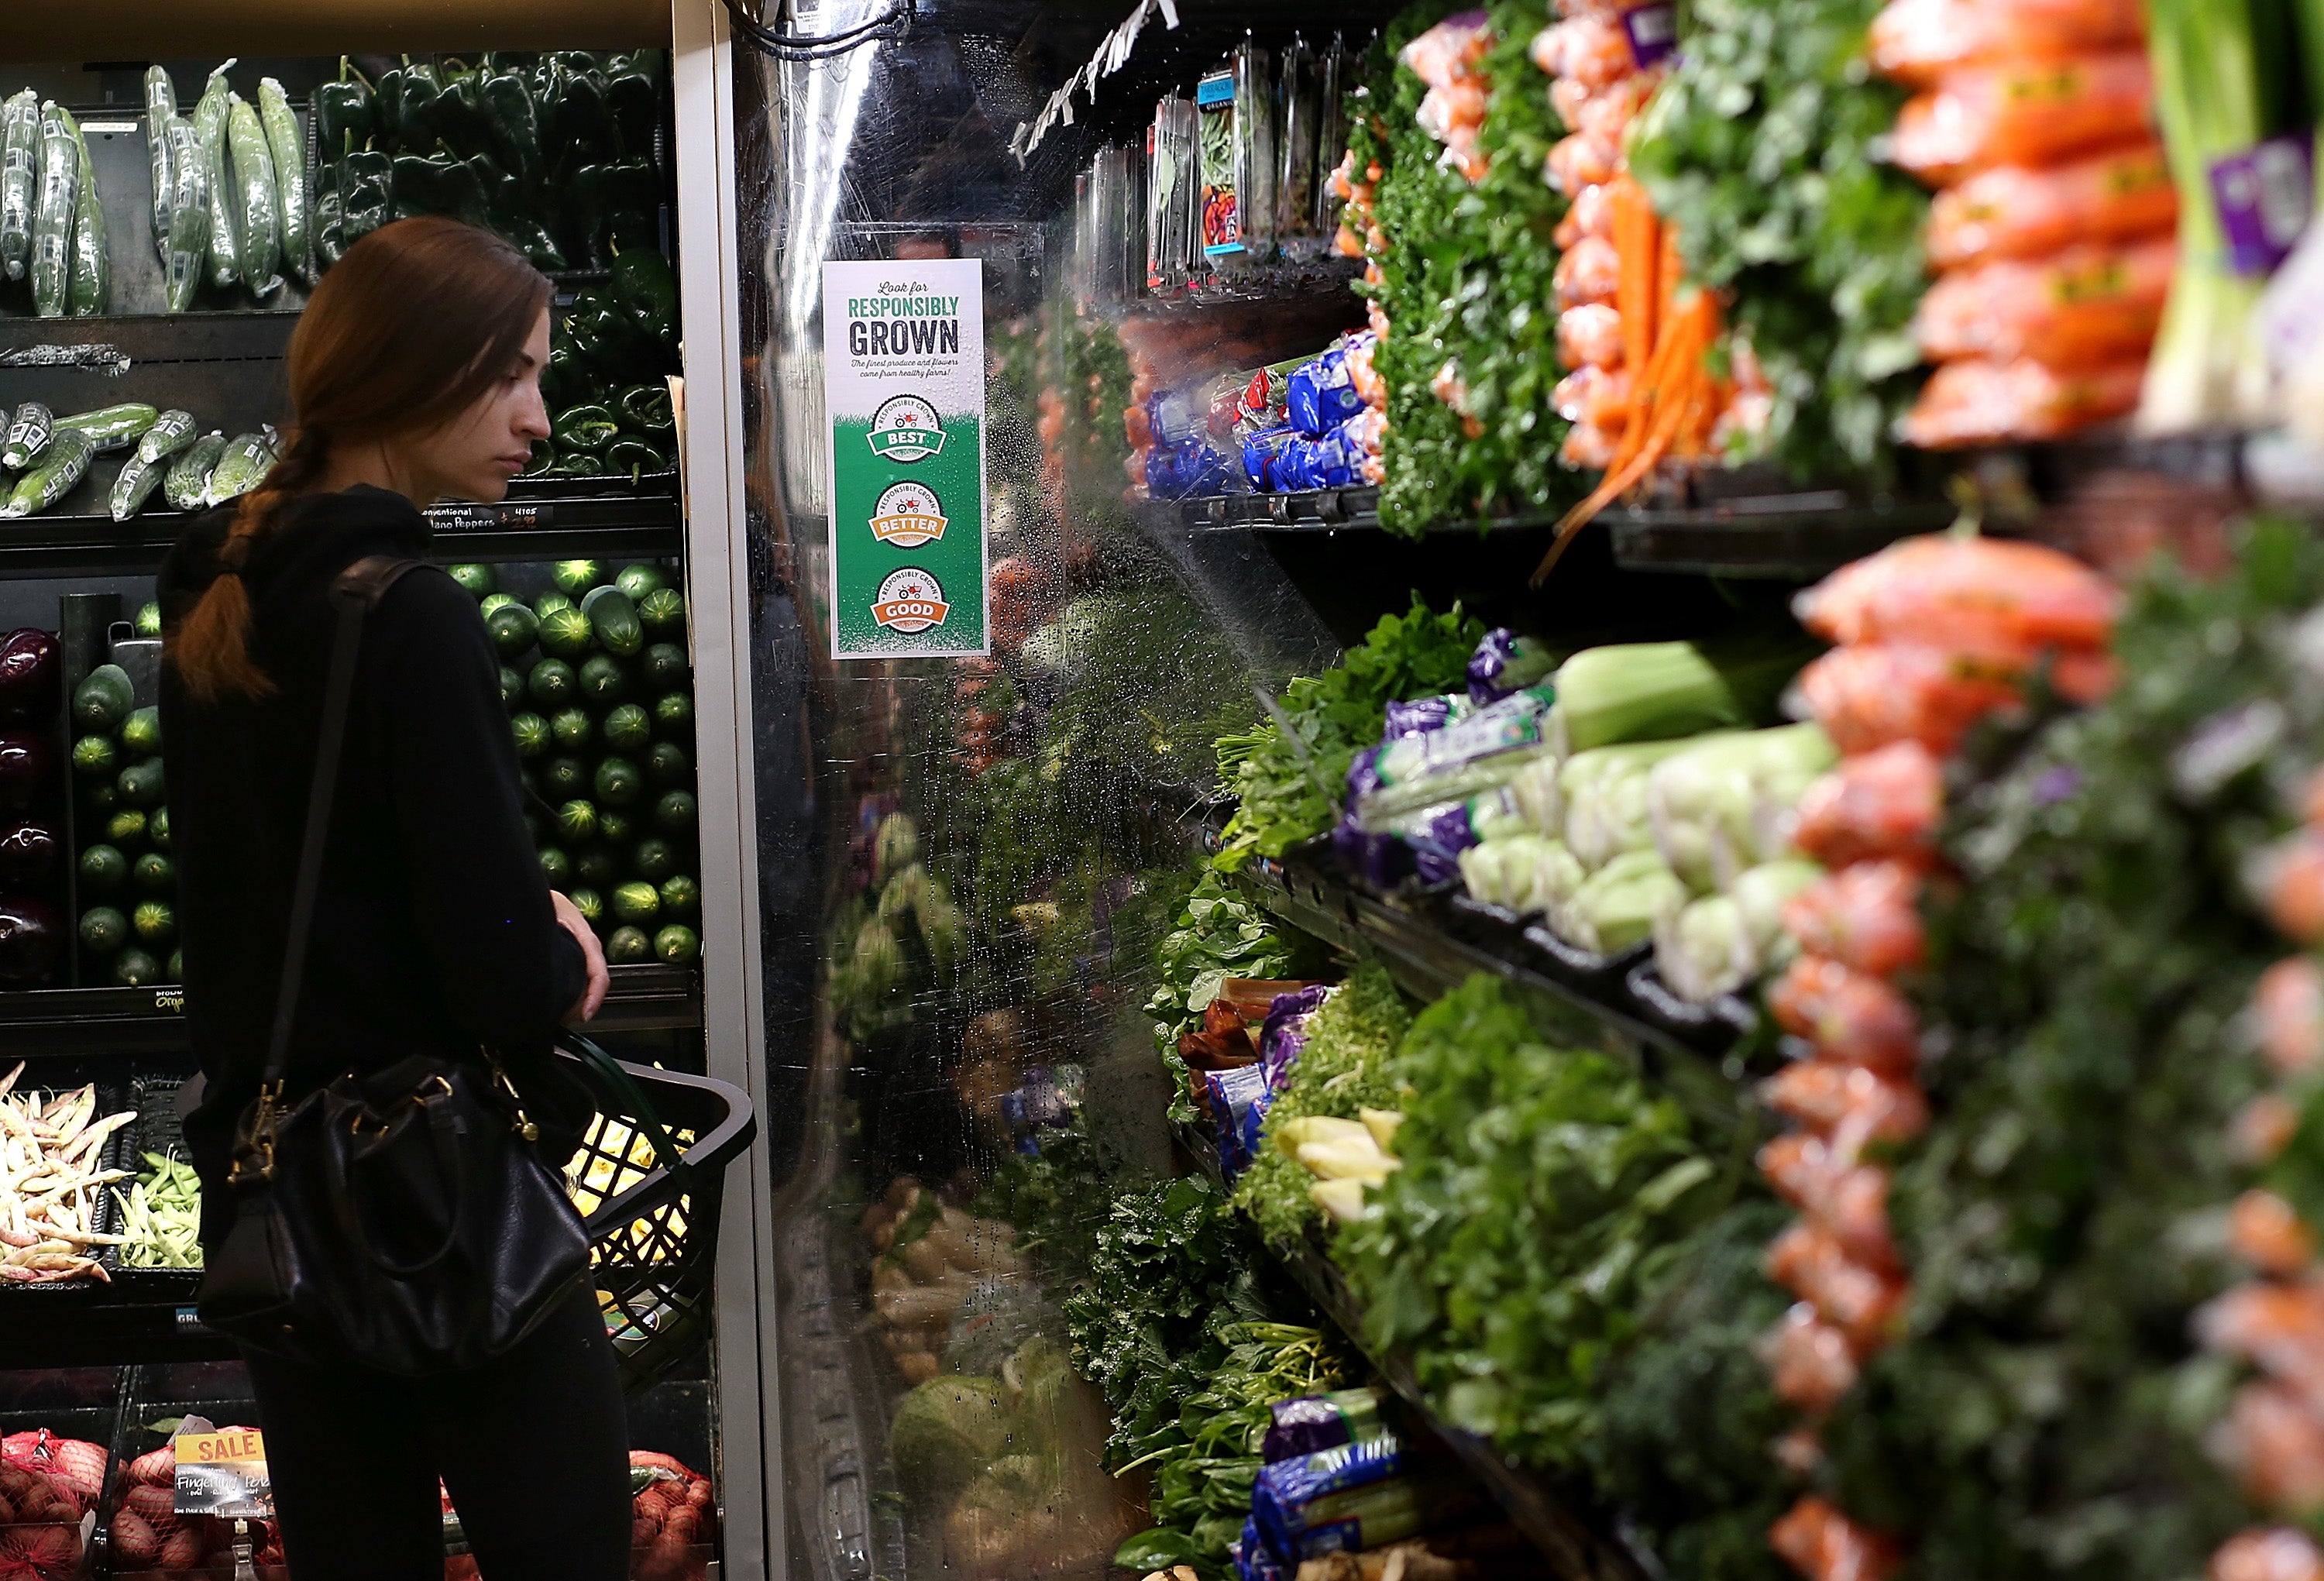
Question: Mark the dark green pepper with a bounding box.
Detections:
[372,64,404,143]
[603,437,666,478]
[314,64,374,169]
[396,59,445,146]
[465,151,565,269]
[547,53,614,167]
[433,67,495,157]
[540,345,584,409]
[394,150,487,227]
[339,146,394,245]
[519,439,555,476]
[604,53,660,160]
[615,383,675,437]
[315,182,348,266]
[549,451,601,476]
[553,404,621,452]
[478,67,541,187]
[610,242,677,328]
[562,290,656,373]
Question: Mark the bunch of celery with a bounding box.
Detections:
[2140,0,2299,431]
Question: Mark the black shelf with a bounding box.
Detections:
[0,961,703,1053]
[1170,1119,1648,1581]
[0,1288,235,1370]
[0,489,682,579]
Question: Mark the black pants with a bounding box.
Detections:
[241,1284,631,1581]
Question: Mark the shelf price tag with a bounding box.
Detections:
[427,501,554,533]
[174,1424,273,1517]
[822,258,988,659]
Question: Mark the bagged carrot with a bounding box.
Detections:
[1868,0,2145,88]
[1926,142,2178,267]
[1765,1221,1910,1348]
[1793,643,2030,755]
[1557,302,1625,369]
[1789,741,1946,868]
[1899,354,2147,446]
[1758,1133,1899,1267]
[2210,1528,2324,1581]
[1891,51,2155,185]
[1759,1305,1862,1414]
[1770,1497,1904,1581]
[1793,532,2120,650]
[1767,955,1921,1072]
[1762,1060,1930,1149]
[1783,861,1927,976]
[1553,364,1632,428]
[2216,1383,2324,1514]
[2254,956,2324,1077]
[1913,238,2174,367]
[2229,1190,2316,1276]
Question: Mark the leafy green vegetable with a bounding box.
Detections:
[1214,595,1483,868]
[1235,960,1415,1245]
[1818,521,2321,1579]
[1629,0,1927,484]
[1360,2,1587,534]
[1339,974,1725,1467]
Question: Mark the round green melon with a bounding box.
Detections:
[556,799,600,844]
[653,924,700,965]
[77,844,126,894]
[605,926,651,964]
[528,658,577,710]
[449,564,497,598]
[602,703,651,754]
[594,757,642,809]
[540,847,572,888]
[553,559,603,596]
[658,874,700,921]
[551,708,595,751]
[538,606,594,662]
[511,713,552,759]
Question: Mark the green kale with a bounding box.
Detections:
[1214,595,1484,868]
[1629,0,1927,486]
[1817,521,2324,1579]
[1363,1,1584,534]
[1339,974,1726,1468]
[1235,960,1416,1246]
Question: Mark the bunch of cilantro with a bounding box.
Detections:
[1817,523,2324,1579]
[1233,960,1415,1246]
[1628,0,1928,486]
[1212,595,1484,870]
[1360,2,1583,534]
[1338,974,1731,1468]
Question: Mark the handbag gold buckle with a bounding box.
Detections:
[489,1058,541,1144]
[229,1079,285,1184]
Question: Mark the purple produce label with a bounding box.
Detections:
[2211,136,2313,277]
[1624,4,1679,69]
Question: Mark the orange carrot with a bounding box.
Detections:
[1611,177,1659,376]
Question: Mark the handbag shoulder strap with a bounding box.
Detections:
[260,553,425,1090]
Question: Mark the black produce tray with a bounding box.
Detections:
[0,1064,134,1295]
[109,1076,202,1301]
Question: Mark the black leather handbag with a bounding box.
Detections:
[195,555,591,1375]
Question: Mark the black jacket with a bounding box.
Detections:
[158,486,587,1244]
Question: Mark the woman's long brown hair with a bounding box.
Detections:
[169,217,552,702]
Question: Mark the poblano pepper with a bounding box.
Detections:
[604,53,659,160]
[314,62,373,172]
[545,54,614,166]
[552,404,621,452]
[603,437,666,477]
[370,63,403,143]
[392,150,486,227]
[339,146,392,246]
[396,59,445,147]
[432,65,494,157]
[615,383,674,437]
[314,181,346,266]
[478,65,541,187]
[610,243,677,332]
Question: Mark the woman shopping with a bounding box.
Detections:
[158,215,629,1580]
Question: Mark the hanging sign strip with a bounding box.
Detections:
[823,258,988,658]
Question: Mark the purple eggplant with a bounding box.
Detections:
[0,729,55,813]
[0,629,58,720]
[0,820,58,886]
[0,893,60,985]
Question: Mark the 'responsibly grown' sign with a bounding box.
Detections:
[823,259,988,658]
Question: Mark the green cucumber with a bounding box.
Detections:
[448,563,497,598]
[543,756,588,799]
[135,410,200,466]
[133,851,174,893]
[486,601,539,658]
[205,431,277,505]
[110,453,167,522]
[614,564,667,601]
[549,708,593,751]
[602,703,650,754]
[70,734,117,778]
[636,587,686,638]
[66,116,106,316]
[192,68,238,290]
[161,114,208,311]
[593,757,642,809]
[79,906,127,954]
[540,847,571,887]
[0,91,37,284]
[144,68,178,266]
[1,428,95,517]
[538,606,593,661]
[658,875,699,921]
[527,658,576,710]
[552,559,603,596]
[510,712,551,759]
[32,101,77,318]
[555,799,600,844]
[2,402,50,469]
[56,404,160,454]
[605,926,651,964]
[163,432,229,511]
[258,78,310,284]
[579,586,641,657]
[77,844,126,893]
[72,665,133,732]
[645,741,691,787]
[225,95,282,296]
[576,654,627,707]
[653,923,700,964]
[121,706,162,758]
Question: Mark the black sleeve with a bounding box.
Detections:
[368,569,587,1045]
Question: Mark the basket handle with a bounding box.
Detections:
[559,1033,697,1191]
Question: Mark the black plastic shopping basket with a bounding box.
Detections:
[555,1035,757,1393]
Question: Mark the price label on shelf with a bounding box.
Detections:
[174,1425,273,1517]
[426,501,555,533]
[821,256,988,659]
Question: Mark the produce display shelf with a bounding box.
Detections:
[0,1288,235,1369]
[1147,486,1948,577]
[0,491,683,579]
[0,961,704,1053]
[1169,1119,1648,1581]
[1122,257,1367,318]
[1230,842,1752,1065]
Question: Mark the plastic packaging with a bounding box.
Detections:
[1466,629,1558,704]
[1891,51,2156,185]
[1757,1134,1899,1267]
[2254,956,2324,1077]
[1868,0,2146,87]
[1789,741,1945,868]
[1767,954,1920,1073]
[2209,1527,2324,1581]
[1277,37,1321,241]
[1760,1304,1862,1414]
[1761,1060,1930,1150]
[1260,1388,1391,1463]
[1287,342,1366,435]
[1764,1221,1910,1347]
[1769,1496,1904,1581]
[1925,141,2178,267]
[1198,69,1243,259]
[1795,532,2122,651]
[1233,40,1278,259]
[1147,96,1202,292]
[1782,861,1926,977]
[1915,238,2174,367]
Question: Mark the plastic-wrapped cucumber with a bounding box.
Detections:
[205,431,277,504]
[55,404,159,454]
[1,428,95,517]
[164,431,228,510]
[109,453,167,521]
[2,403,50,470]
[65,112,106,317]
[257,79,309,284]
[0,91,36,283]
[32,101,78,318]
[225,95,281,297]
[144,67,177,266]
[136,411,199,466]
[161,115,208,311]
[192,67,239,291]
